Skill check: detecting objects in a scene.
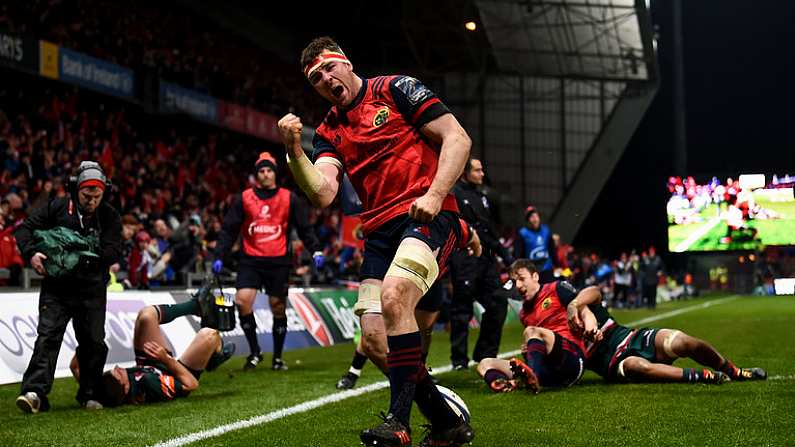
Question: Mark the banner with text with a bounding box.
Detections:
[58,47,135,98]
[218,100,280,143]
[159,81,218,123]
[0,31,38,72]
[301,288,360,344]
[171,288,326,355]
[0,292,195,385]
[0,287,365,385]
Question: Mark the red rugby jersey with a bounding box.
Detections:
[313,75,459,235]
[519,281,586,353]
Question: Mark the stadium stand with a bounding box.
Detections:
[0,0,326,125]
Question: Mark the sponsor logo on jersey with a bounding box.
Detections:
[373,107,390,127]
[530,245,548,260]
[247,222,282,243]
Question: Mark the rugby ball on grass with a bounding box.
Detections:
[437,385,471,423]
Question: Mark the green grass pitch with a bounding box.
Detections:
[668,197,795,252]
[2,294,793,446]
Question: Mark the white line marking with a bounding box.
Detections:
[769,375,795,381]
[150,296,740,447]
[151,381,391,447]
[673,216,722,253]
[628,295,740,327]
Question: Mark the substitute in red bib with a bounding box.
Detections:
[279,37,475,447]
[213,152,322,371]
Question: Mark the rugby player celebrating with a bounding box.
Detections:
[279,37,474,447]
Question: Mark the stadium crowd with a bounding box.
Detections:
[0,72,356,288]
[0,0,326,125]
[0,72,663,298]
[1,0,791,298]
[1,70,790,297]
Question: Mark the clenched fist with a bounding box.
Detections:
[409,191,444,223]
[278,113,304,158]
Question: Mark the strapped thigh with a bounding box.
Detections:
[662,330,682,359]
[384,239,439,295]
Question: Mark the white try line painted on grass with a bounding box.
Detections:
[769,375,795,381]
[150,295,740,447]
[673,216,722,253]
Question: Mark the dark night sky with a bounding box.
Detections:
[575,0,795,256]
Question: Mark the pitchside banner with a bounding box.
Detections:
[159,83,281,142]
[300,288,360,343]
[58,48,135,99]
[218,100,281,143]
[172,288,329,353]
[0,292,195,385]
[0,287,361,384]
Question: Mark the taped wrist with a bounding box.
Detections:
[286,152,327,196]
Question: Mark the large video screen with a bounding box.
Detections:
[667,174,795,252]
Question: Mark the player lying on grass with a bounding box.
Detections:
[70,300,235,406]
[566,289,767,384]
[476,259,590,393]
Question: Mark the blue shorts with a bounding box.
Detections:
[537,333,585,387]
[360,210,462,281]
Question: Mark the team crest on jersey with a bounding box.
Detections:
[373,107,390,127]
[542,297,552,310]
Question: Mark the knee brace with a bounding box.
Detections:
[385,242,439,295]
[353,282,382,317]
